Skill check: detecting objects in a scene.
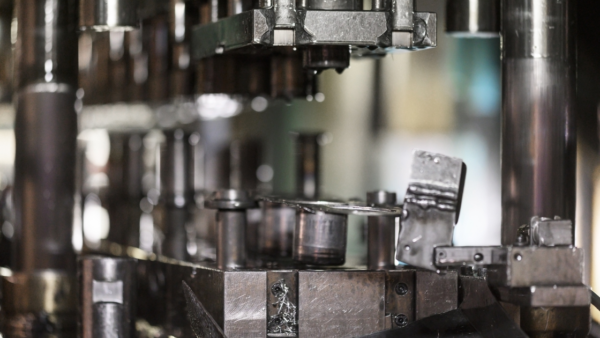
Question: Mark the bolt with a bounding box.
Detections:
[271,282,284,297]
[515,233,528,246]
[473,253,484,262]
[394,314,408,327]
[394,282,408,296]
[514,253,522,261]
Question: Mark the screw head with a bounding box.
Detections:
[271,282,284,297]
[473,253,484,262]
[394,314,408,327]
[394,282,408,296]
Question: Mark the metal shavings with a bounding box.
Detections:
[267,280,297,336]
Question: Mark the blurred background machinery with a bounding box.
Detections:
[0,0,600,337]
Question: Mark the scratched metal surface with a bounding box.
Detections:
[415,270,458,320]
[298,271,386,337]
[224,271,267,337]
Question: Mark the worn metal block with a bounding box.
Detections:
[494,285,591,307]
[296,10,389,45]
[224,271,267,337]
[487,247,583,287]
[531,216,572,246]
[415,270,458,320]
[298,271,385,337]
[434,246,507,267]
[191,10,274,60]
[386,269,415,328]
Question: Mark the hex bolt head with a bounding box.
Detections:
[394,282,408,296]
[394,314,408,327]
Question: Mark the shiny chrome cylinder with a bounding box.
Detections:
[501,0,576,245]
[294,133,321,199]
[13,0,78,272]
[258,202,296,257]
[293,211,347,266]
[161,129,193,207]
[80,0,139,31]
[14,86,77,272]
[159,129,193,260]
[217,210,247,269]
[446,0,499,37]
[79,256,137,338]
[366,191,396,270]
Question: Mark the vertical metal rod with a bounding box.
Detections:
[160,129,192,260]
[294,133,321,200]
[79,256,137,338]
[13,0,78,272]
[366,191,396,270]
[217,210,246,269]
[501,0,576,245]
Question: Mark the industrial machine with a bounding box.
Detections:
[0,0,599,337]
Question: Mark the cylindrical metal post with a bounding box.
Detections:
[293,211,347,266]
[80,0,139,31]
[501,0,576,245]
[13,0,78,273]
[159,129,193,260]
[79,256,136,338]
[366,191,397,270]
[258,202,296,257]
[217,210,247,269]
[446,0,499,37]
[205,189,257,270]
[294,133,321,200]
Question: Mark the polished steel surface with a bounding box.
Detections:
[293,211,347,265]
[446,0,499,37]
[80,0,139,31]
[217,211,247,269]
[15,0,78,88]
[501,0,576,246]
[366,191,397,270]
[298,271,385,337]
[79,256,137,338]
[13,0,78,273]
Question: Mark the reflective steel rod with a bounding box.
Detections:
[13,0,78,272]
[501,0,576,245]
